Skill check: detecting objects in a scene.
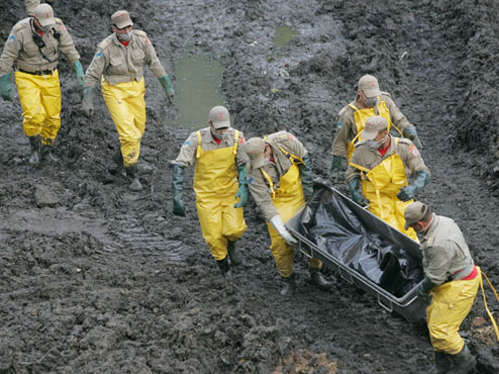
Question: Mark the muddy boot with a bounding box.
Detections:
[227,240,242,266]
[124,164,143,191]
[216,257,232,280]
[433,351,453,373]
[280,274,296,297]
[40,144,59,163]
[309,267,332,290]
[28,136,41,164]
[451,345,476,374]
[112,149,124,172]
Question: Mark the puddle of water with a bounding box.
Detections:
[165,54,226,131]
[272,24,299,49]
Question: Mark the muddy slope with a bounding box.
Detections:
[0,0,498,373]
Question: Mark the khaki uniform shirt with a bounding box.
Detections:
[345,136,429,182]
[331,93,412,157]
[247,131,307,221]
[25,0,40,15]
[84,30,166,88]
[0,17,80,76]
[173,127,248,168]
[421,214,474,285]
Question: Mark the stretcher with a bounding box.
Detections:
[285,183,427,322]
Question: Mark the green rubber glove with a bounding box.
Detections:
[72,60,85,89]
[330,155,342,180]
[158,74,175,101]
[298,154,314,200]
[82,86,95,118]
[234,164,249,208]
[0,73,13,101]
[396,170,429,202]
[172,164,186,216]
[348,177,369,207]
[402,125,423,150]
[417,275,437,302]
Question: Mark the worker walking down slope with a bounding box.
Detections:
[82,10,175,191]
[346,116,429,240]
[0,3,84,164]
[171,106,248,279]
[330,74,422,180]
[245,132,331,296]
[404,201,479,374]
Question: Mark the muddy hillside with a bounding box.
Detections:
[1,0,498,373]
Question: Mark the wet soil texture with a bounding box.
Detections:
[1,0,499,373]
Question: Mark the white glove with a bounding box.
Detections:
[270,215,297,245]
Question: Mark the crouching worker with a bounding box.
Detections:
[245,132,331,296]
[404,201,480,374]
[171,106,248,279]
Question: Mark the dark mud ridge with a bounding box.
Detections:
[0,0,498,373]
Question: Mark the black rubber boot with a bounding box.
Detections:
[280,274,296,297]
[124,164,143,191]
[216,257,232,280]
[28,136,41,164]
[451,345,476,374]
[227,240,242,266]
[434,351,453,373]
[40,144,59,163]
[309,267,332,290]
[112,149,124,170]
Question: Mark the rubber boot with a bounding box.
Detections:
[112,149,124,171]
[28,136,41,164]
[280,274,296,297]
[434,351,453,373]
[309,267,332,290]
[227,240,242,266]
[124,164,143,191]
[40,144,59,163]
[451,345,476,374]
[216,257,232,280]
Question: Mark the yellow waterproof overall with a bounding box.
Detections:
[194,131,247,261]
[14,69,61,144]
[350,140,418,240]
[347,99,392,161]
[427,267,481,354]
[261,149,322,278]
[101,78,146,167]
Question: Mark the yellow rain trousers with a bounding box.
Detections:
[194,131,247,261]
[14,70,61,144]
[350,142,418,240]
[427,267,481,354]
[101,78,146,167]
[262,157,322,278]
[347,99,391,161]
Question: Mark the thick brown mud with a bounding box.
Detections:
[1,1,498,373]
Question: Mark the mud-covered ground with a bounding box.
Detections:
[1,0,499,373]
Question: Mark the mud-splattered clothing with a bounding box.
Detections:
[0,17,80,75]
[246,131,306,221]
[331,93,412,157]
[84,31,165,88]
[173,127,248,168]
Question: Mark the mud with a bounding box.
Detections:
[1,0,499,373]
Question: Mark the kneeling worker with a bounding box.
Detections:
[404,201,480,374]
[245,132,331,296]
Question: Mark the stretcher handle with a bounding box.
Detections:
[338,267,353,284]
[378,293,393,313]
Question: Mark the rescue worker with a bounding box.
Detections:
[82,10,175,191]
[245,132,331,296]
[25,1,54,16]
[0,3,84,164]
[346,116,429,240]
[404,202,479,374]
[171,106,248,279]
[330,74,423,180]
